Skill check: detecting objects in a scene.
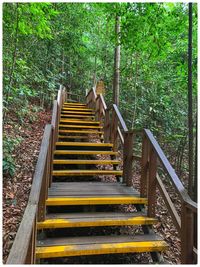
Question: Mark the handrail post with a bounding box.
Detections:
[25,215,36,264]
[37,159,48,222]
[181,203,194,263]
[111,107,118,151]
[104,109,110,143]
[147,145,157,217]
[140,132,149,197]
[123,131,134,186]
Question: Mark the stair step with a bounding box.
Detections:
[36,234,167,258]
[59,124,103,129]
[52,170,123,176]
[46,196,148,206]
[59,130,103,134]
[64,102,86,106]
[62,111,95,115]
[53,159,120,165]
[61,114,95,119]
[55,142,113,147]
[54,150,118,155]
[37,212,157,229]
[64,105,86,108]
[58,135,90,140]
[59,119,100,125]
[62,107,93,111]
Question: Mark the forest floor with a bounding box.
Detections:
[3,106,51,263]
[3,111,181,264]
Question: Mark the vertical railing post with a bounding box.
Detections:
[147,145,157,217]
[104,109,110,143]
[111,108,118,151]
[181,203,194,263]
[99,100,103,123]
[25,215,36,264]
[123,131,134,186]
[140,132,149,197]
[95,96,99,121]
[37,160,47,222]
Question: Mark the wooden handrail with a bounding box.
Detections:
[113,104,128,132]
[144,129,197,211]
[99,94,107,111]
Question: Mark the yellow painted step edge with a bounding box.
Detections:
[61,112,95,115]
[53,160,120,165]
[46,197,148,206]
[54,150,117,155]
[62,107,93,111]
[36,240,167,258]
[60,114,94,119]
[58,130,103,134]
[37,217,157,229]
[59,119,100,124]
[55,142,113,147]
[59,124,103,129]
[52,170,123,176]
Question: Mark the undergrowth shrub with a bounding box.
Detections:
[3,136,23,178]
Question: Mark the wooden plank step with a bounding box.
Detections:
[59,119,100,125]
[61,111,95,115]
[64,103,86,106]
[53,159,120,165]
[54,150,118,155]
[59,130,103,134]
[58,135,90,140]
[59,124,103,129]
[52,170,123,176]
[62,107,93,111]
[36,234,167,258]
[46,196,147,206]
[63,103,88,107]
[48,184,139,197]
[37,212,157,229]
[61,114,95,119]
[55,142,113,147]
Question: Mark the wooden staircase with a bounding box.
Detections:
[7,87,197,264]
[35,101,167,263]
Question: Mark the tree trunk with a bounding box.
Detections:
[187,3,194,200]
[5,4,19,106]
[113,15,121,107]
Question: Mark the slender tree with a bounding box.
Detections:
[113,14,121,106]
[187,3,194,200]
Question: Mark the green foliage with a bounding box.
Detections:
[3,2,197,175]
[3,136,23,177]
